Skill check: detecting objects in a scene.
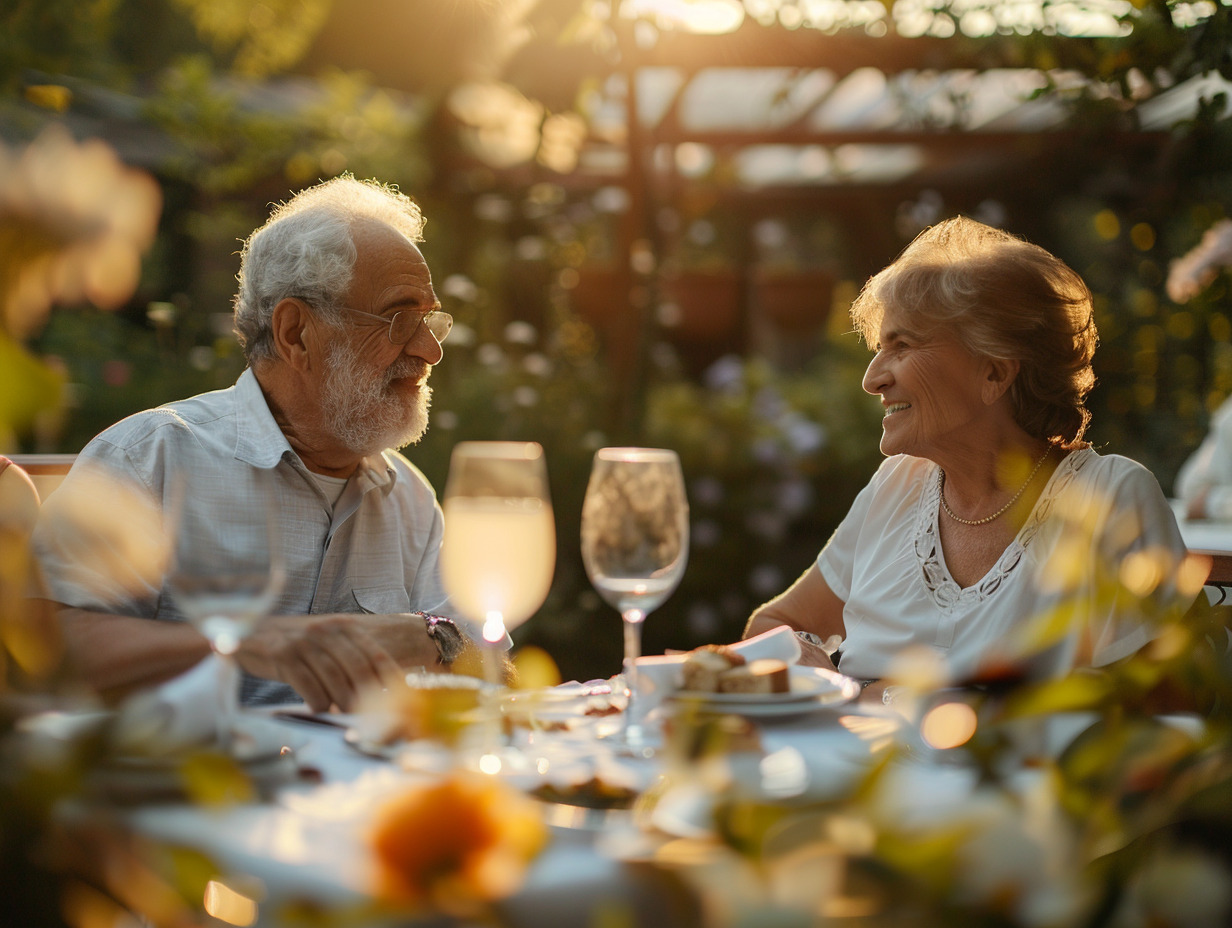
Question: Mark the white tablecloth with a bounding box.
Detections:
[119,700,904,927]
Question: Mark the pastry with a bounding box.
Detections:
[679,645,744,693]
[716,658,790,694]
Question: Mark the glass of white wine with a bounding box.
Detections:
[439,441,555,769]
[580,447,689,750]
[164,468,285,755]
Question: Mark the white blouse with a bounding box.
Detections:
[818,448,1191,684]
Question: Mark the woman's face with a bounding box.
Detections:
[861,305,992,460]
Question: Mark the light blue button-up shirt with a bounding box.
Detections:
[33,368,450,704]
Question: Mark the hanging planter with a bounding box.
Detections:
[751,267,836,333]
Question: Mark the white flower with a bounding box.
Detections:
[504,321,538,345]
[783,415,826,455]
[0,126,161,339]
[775,478,813,516]
[476,343,506,368]
[441,274,479,302]
[512,385,539,407]
[748,563,784,595]
[703,354,745,392]
[522,352,552,377]
[1167,219,1232,303]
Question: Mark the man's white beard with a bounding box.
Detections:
[320,339,431,454]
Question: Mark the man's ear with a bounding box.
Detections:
[269,297,314,371]
[982,357,1020,406]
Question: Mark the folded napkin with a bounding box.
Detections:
[633,625,802,713]
[110,655,222,757]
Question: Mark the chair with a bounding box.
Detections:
[2,454,76,503]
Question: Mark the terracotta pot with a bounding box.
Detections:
[751,268,835,333]
[659,269,743,342]
[569,266,625,326]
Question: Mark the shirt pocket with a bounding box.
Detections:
[352,587,412,615]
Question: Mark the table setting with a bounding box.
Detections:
[6,444,1232,928]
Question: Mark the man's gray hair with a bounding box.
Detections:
[233,175,426,362]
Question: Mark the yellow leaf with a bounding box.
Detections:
[511,646,561,689]
[23,84,72,112]
[0,335,63,442]
[180,752,256,805]
[1003,673,1114,718]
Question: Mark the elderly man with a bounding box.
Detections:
[32,176,468,711]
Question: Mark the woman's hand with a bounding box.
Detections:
[794,637,840,672]
[743,563,847,673]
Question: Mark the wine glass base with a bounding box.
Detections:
[592,717,660,759]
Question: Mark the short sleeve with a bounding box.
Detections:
[817,463,886,602]
[1088,456,1191,667]
[31,438,165,615]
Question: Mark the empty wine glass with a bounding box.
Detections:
[164,468,285,755]
[581,448,689,750]
[439,441,555,770]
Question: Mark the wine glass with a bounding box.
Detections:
[439,441,555,769]
[164,468,285,756]
[580,447,689,750]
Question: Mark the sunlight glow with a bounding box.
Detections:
[920,702,978,750]
[203,881,258,927]
[483,612,506,643]
[1118,549,1167,597]
[1176,554,1212,598]
[621,0,745,34]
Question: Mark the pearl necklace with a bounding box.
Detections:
[938,447,1052,526]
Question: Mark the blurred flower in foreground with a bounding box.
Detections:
[0,126,161,443]
[34,465,168,608]
[0,125,161,339]
[1167,219,1232,304]
[369,772,547,917]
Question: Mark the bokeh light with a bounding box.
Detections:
[920,701,978,750]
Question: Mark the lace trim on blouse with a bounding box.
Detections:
[914,449,1091,612]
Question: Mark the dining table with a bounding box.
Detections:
[30,640,1216,928]
[45,636,913,928]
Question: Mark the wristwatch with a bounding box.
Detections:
[793,629,826,648]
[415,612,467,666]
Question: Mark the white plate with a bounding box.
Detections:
[668,665,860,715]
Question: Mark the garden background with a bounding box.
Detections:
[3,0,1231,682]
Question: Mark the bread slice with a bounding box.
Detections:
[679,645,745,693]
[716,658,790,695]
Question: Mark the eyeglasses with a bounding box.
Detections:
[337,305,453,345]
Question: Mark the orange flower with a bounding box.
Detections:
[369,772,547,916]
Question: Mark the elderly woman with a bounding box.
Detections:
[745,217,1193,697]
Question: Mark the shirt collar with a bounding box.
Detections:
[232,368,402,489]
[233,368,294,469]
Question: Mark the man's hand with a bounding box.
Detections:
[237,613,437,712]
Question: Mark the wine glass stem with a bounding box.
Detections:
[621,608,646,743]
[216,651,240,753]
[479,636,506,755]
